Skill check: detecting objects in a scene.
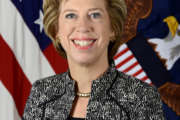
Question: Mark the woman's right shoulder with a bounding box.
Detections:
[27,72,68,106]
[23,73,69,119]
[32,72,67,90]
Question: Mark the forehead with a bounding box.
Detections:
[60,0,107,11]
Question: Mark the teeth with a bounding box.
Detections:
[73,40,94,46]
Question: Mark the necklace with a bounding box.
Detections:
[77,92,91,97]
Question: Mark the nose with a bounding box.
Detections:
[76,16,92,33]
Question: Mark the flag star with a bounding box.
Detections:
[34,10,44,33]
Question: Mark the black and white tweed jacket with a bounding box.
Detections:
[23,64,165,120]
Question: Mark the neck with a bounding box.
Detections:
[68,59,109,93]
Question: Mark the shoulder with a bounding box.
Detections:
[34,71,67,86]
[23,72,68,119]
[110,71,165,119]
[114,71,156,91]
[28,72,68,106]
[111,71,160,102]
[32,72,67,90]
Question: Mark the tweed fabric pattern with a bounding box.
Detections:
[23,64,165,120]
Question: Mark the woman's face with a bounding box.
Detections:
[57,0,114,66]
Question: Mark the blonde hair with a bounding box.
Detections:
[43,0,127,61]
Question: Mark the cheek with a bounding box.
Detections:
[60,26,75,44]
[99,28,112,41]
[57,26,68,48]
[58,22,68,37]
[98,20,112,35]
[58,23,71,43]
[58,28,74,51]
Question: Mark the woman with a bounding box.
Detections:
[23,0,165,119]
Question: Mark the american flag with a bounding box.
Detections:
[0,0,67,119]
[2,0,176,119]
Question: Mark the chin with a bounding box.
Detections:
[77,59,95,66]
[71,55,97,66]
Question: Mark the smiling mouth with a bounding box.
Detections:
[72,39,96,49]
[73,40,95,46]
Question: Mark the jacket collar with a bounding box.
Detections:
[66,63,117,100]
[36,63,118,119]
[38,63,117,106]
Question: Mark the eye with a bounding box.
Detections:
[90,12,101,19]
[65,13,77,19]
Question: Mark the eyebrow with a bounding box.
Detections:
[88,8,104,12]
[62,8,104,14]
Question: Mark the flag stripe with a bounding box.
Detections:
[135,72,146,79]
[0,35,31,116]
[0,81,21,120]
[114,47,129,59]
[141,76,148,81]
[144,79,152,84]
[115,50,132,65]
[132,69,143,77]
[116,58,137,71]
[125,64,141,75]
[116,55,134,68]
[115,44,128,54]
[122,61,139,73]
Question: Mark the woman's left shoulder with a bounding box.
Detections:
[114,71,159,97]
[109,71,165,119]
